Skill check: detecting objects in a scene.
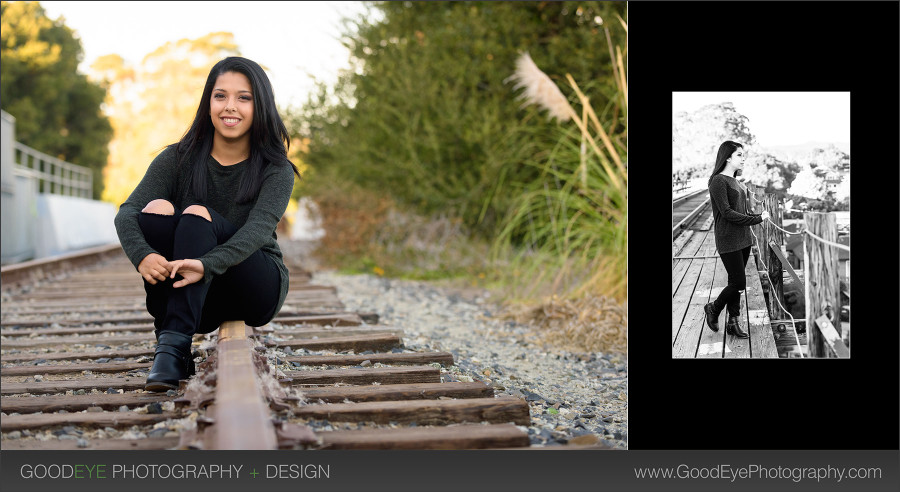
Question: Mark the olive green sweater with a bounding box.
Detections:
[114,145,295,315]
[708,174,763,254]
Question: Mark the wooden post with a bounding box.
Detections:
[763,194,784,321]
[747,185,763,269]
[804,212,842,358]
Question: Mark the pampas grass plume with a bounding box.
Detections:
[505,52,573,122]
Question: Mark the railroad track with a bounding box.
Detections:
[1,243,596,450]
[672,188,712,241]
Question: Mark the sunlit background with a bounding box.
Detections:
[2,1,627,353]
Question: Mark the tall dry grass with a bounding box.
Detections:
[490,19,627,353]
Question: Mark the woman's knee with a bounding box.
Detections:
[142,199,175,215]
[182,204,212,222]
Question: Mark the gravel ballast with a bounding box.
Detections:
[309,270,627,449]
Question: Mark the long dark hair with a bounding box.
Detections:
[707,140,743,186]
[174,57,300,203]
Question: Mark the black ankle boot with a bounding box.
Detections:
[725,315,750,339]
[145,331,194,392]
[704,302,720,332]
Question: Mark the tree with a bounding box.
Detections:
[293,1,626,236]
[1,1,112,198]
[91,33,240,206]
[672,102,755,172]
[787,165,829,200]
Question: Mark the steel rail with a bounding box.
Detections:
[1,243,122,291]
[207,321,279,449]
[672,196,710,240]
[672,187,707,208]
[0,241,549,451]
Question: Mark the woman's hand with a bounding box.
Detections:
[138,253,171,285]
[760,210,770,221]
[168,259,205,288]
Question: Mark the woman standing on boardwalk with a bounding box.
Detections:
[703,141,768,338]
[114,57,300,391]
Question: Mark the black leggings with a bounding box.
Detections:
[138,203,280,336]
[712,245,751,318]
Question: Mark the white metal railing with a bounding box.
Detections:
[13,142,92,198]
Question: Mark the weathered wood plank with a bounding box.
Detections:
[746,256,779,358]
[0,437,179,450]
[0,306,347,328]
[272,334,400,352]
[1,377,149,395]
[696,236,729,359]
[1,316,153,328]
[299,382,493,403]
[294,396,530,425]
[2,334,153,348]
[289,351,453,367]
[1,297,341,319]
[274,314,363,326]
[814,315,850,358]
[286,365,440,385]
[273,326,404,339]
[804,212,843,358]
[723,256,753,359]
[318,423,529,450]
[1,324,154,336]
[672,229,695,258]
[673,231,717,357]
[672,229,707,295]
[1,361,151,376]
[1,411,180,431]
[1,348,155,363]
[0,392,174,414]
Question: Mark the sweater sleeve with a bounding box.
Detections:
[114,147,178,270]
[197,162,295,282]
[709,176,763,226]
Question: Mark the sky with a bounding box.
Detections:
[40,1,371,109]
[672,92,850,149]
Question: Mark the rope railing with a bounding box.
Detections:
[752,201,849,358]
[749,225,804,358]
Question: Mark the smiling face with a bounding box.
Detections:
[209,71,254,144]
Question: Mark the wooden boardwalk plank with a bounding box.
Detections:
[747,257,779,358]
[318,423,529,450]
[288,351,453,367]
[286,366,440,385]
[1,411,180,431]
[672,230,707,295]
[299,382,493,403]
[723,256,755,359]
[294,396,530,426]
[673,232,717,356]
[0,392,174,414]
[695,235,729,358]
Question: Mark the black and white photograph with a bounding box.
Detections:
[671,92,850,359]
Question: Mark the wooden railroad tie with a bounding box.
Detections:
[1,245,536,450]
